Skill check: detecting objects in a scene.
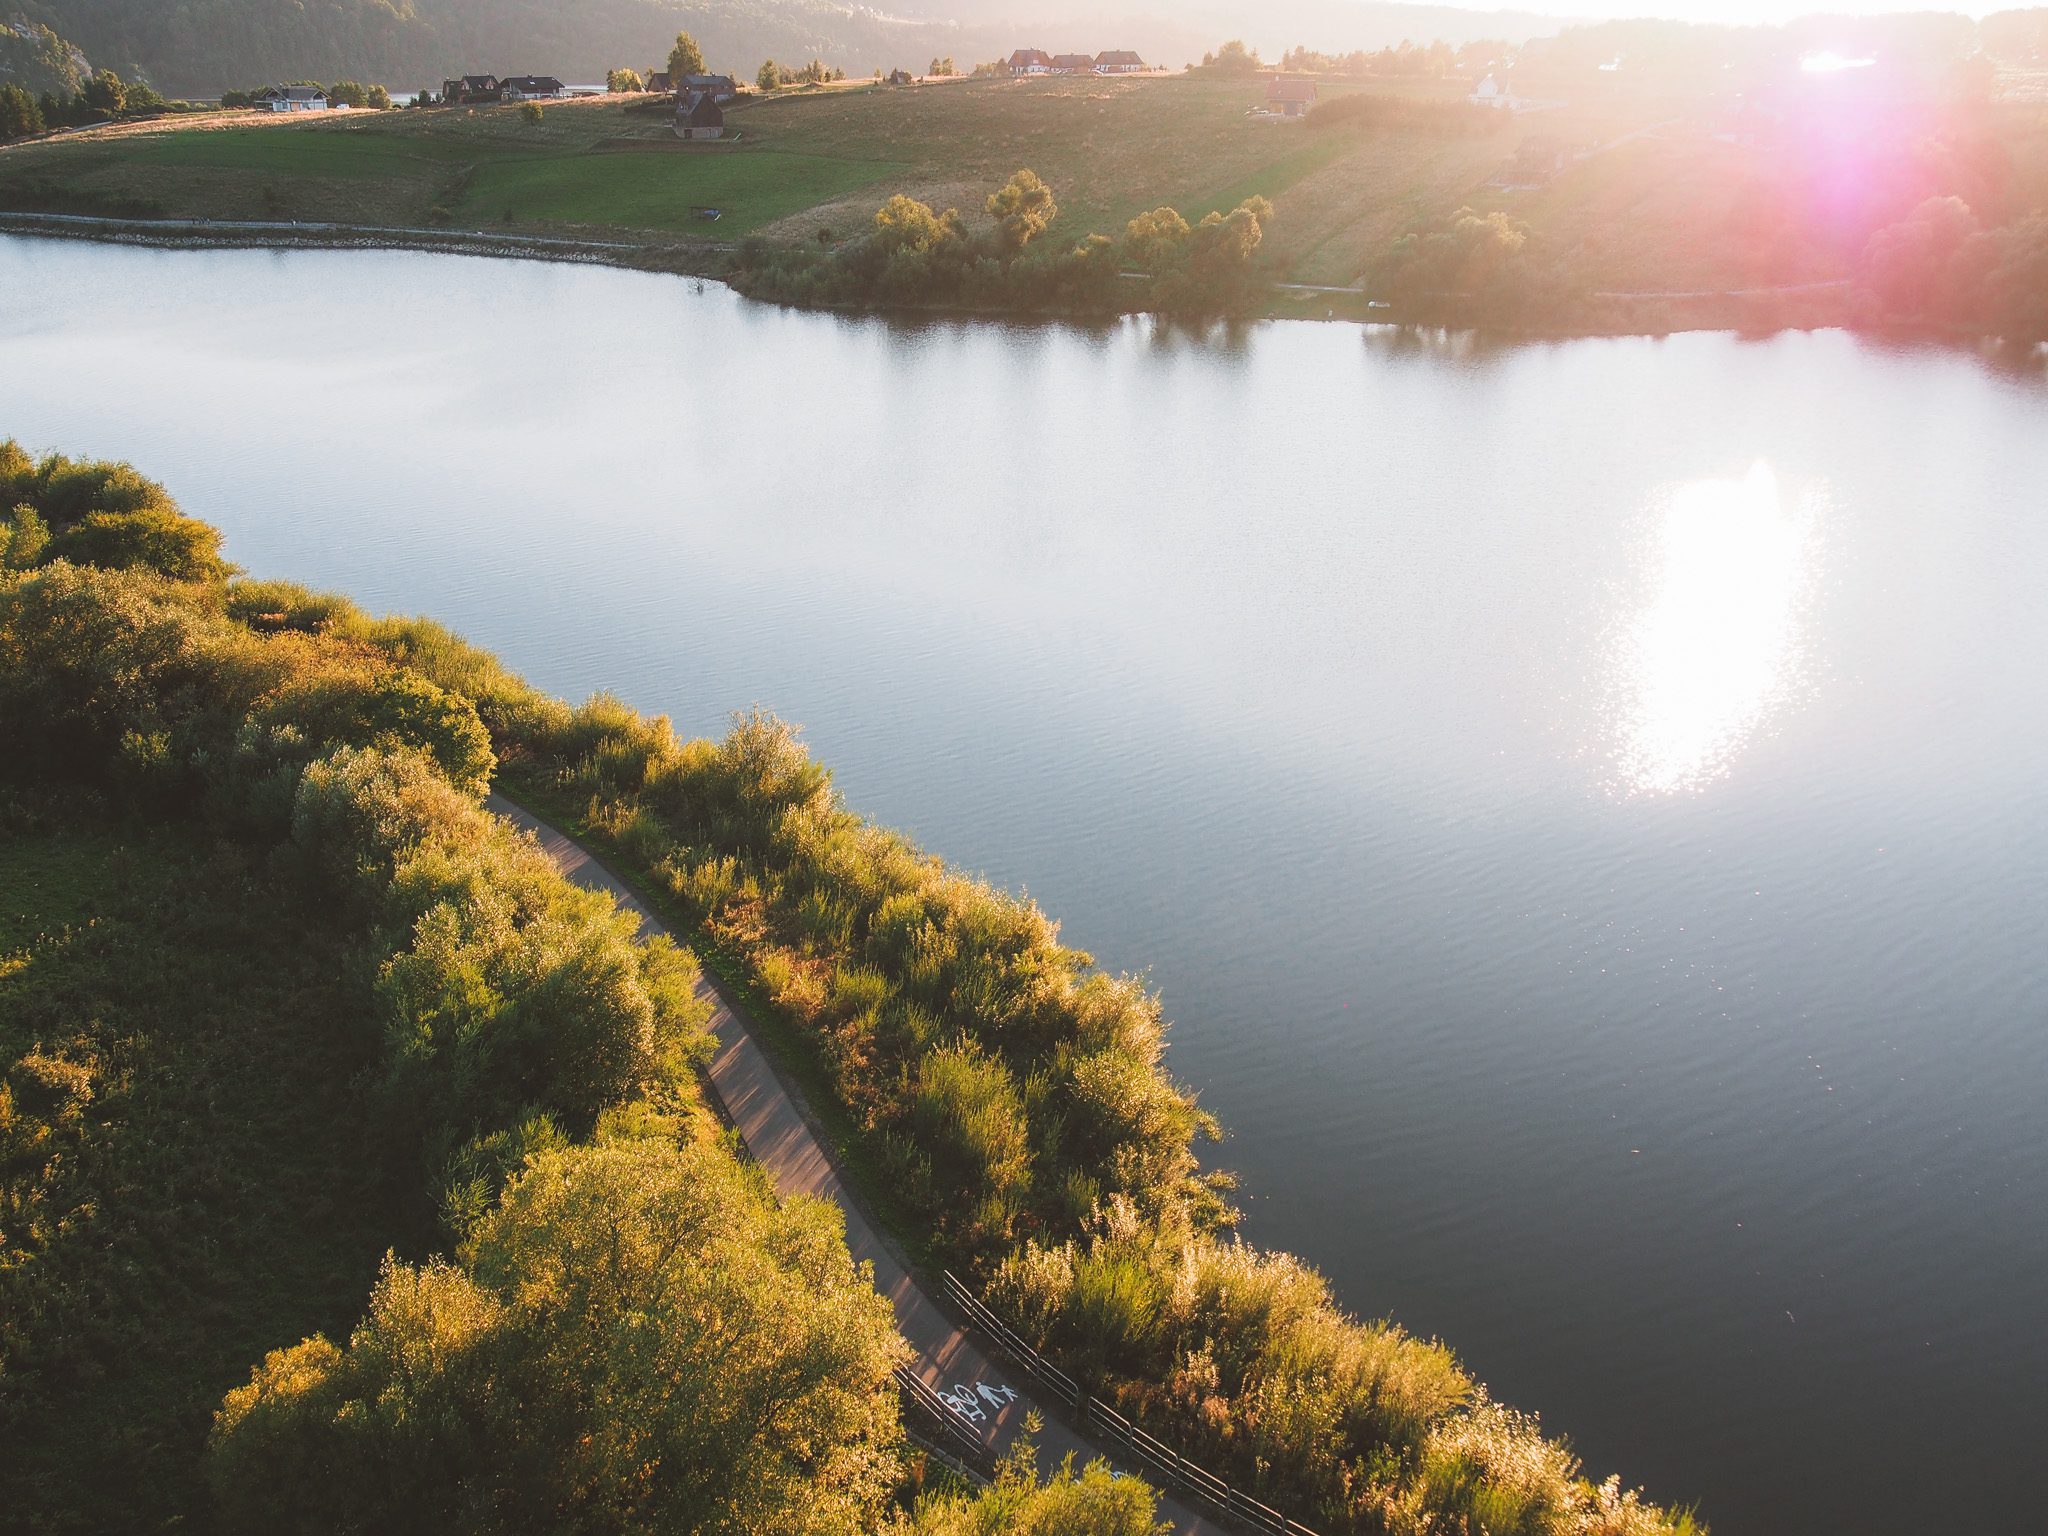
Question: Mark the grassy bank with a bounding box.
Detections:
[8,74,2042,332]
[0,806,395,1531]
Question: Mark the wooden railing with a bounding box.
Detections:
[939,1272,1322,1536]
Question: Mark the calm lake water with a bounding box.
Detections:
[5,234,2046,1534]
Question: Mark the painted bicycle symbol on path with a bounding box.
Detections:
[935,1378,1020,1425]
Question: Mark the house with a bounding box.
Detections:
[1470,73,1519,111]
[646,71,672,94]
[255,85,329,112]
[1094,51,1145,74]
[441,75,499,104]
[678,74,738,103]
[887,68,915,86]
[1050,54,1095,74]
[1006,49,1053,76]
[1266,77,1317,116]
[674,90,725,140]
[499,75,566,102]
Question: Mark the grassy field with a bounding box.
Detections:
[0,79,1545,278]
[0,808,395,1533]
[4,75,2046,300]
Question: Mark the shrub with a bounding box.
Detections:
[210,1139,908,1536]
[253,665,496,796]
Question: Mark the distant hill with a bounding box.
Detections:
[27,0,2042,102]
[1,14,90,96]
[15,0,1569,97]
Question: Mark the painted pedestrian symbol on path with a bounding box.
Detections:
[936,1378,1019,1424]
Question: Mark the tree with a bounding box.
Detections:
[668,31,706,81]
[1199,40,1261,74]
[892,1421,1166,1535]
[1122,206,1190,273]
[986,168,1057,254]
[1380,205,1531,317]
[872,194,963,256]
[79,68,125,117]
[366,85,391,109]
[1147,197,1274,314]
[0,83,44,140]
[1979,213,2048,341]
[252,668,496,797]
[326,80,369,108]
[208,1139,909,1536]
[520,101,543,124]
[757,59,783,91]
[1860,196,1981,322]
[606,67,643,93]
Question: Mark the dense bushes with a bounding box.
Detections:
[1,440,225,580]
[1374,207,1578,325]
[497,704,1228,1260]
[1,442,1162,1532]
[734,169,1276,319]
[210,1137,907,1536]
[988,1213,1693,1535]
[1857,195,2048,340]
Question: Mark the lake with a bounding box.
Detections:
[4,233,2045,1535]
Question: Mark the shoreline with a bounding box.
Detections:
[4,210,2030,357]
[0,209,731,276]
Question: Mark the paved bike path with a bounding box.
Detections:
[490,796,1208,1533]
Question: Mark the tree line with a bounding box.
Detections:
[0,440,1164,1535]
[1857,196,2048,341]
[734,168,1278,319]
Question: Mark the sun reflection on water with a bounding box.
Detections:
[1610,463,1821,797]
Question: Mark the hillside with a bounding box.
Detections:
[7,67,2047,326]
[14,0,1570,98]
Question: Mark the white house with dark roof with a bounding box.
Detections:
[1094,51,1146,74]
[500,75,566,101]
[1007,49,1053,75]
[255,85,329,112]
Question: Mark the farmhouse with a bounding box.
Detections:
[1266,77,1317,116]
[679,73,739,102]
[675,90,725,140]
[1050,54,1096,74]
[646,71,672,93]
[1094,51,1146,73]
[254,85,328,112]
[441,75,499,104]
[1006,49,1053,76]
[500,75,566,102]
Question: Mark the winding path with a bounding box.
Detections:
[489,795,1211,1534]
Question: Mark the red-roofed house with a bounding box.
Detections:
[1267,77,1318,116]
[1007,49,1053,76]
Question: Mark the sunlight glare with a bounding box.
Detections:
[1610,463,1819,797]
[1800,51,1878,74]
